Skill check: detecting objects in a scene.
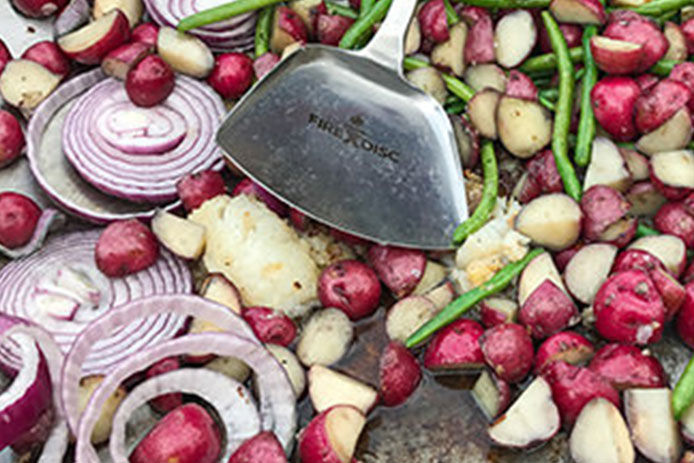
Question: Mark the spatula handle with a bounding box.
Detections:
[358,0,418,73]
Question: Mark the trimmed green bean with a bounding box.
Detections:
[519,47,584,74]
[178,0,283,31]
[452,0,550,8]
[452,141,499,244]
[673,355,694,420]
[446,100,467,114]
[443,0,460,25]
[254,6,274,58]
[406,248,545,348]
[650,59,680,77]
[339,0,392,49]
[542,11,582,201]
[325,1,359,18]
[539,95,556,111]
[538,88,559,100]
[574,25,598,167]
[403,57,476,102]
[636,223,660,238]
[632,0,693,16]
[360,0,374,17]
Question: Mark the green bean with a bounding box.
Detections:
[339,0,392,49]
[254,6,274,57]
[178,0,283,31]
[519,47,584,74]
[636,223,660,238]
[452,141,498,245]
[650,59,680,76]
[574,25,598,167]
[539,95,556,111]
[631,0,693,16]
[360,0,374,17]
[446,100,467,114]
[406,248,545,348]
[542,11,582,201]
[443,0,461,25]
[673,355,694,420]
[325,1,359,18]
[539,88,559,100]
[452,0,550,8]
[403,57,476,102]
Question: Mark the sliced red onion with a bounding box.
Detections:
[0,230,191,376]
[0,208,64,260]
[0,332,52,450]
[54,0,90,36]
[62,76,224,203]
[109,368,261,461]
[62,295,295,451]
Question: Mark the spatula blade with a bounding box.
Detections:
[217,47,468,249]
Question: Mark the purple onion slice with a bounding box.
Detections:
[62,76,225,203]
[0,230,191,376]
[109,368,261,461]
[26,70,181,223]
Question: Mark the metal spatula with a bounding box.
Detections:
[216,0,468,249]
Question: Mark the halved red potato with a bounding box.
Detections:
[515,194,583,251]
[494,10,537,69]
[564,243,618,305]
[467,89,501,139]
[636,108,693,156]
[570,398,634,463]
[664,21,688,61]
[624,388,681,463]
[431,22,467,77]
[298,405,366,463]
[497,96,552,158]
[583,137,632,192]
[590,36,644,75]
[463,64,507,93]
[550,0,606,25]
[57,10,130,65]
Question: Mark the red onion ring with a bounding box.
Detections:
[62,76,225,203]
[0,208,63,260]
[109,368,261,461]
[0,230,191,376]
[61,295,295,450]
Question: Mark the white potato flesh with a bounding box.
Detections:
[406,67,447,104]
[564,243,618,305]
[651,149,694,189]
[518,251,567,306]
[157,27,214,78]
[584,137,632,192]
[308,365,378,414]
[515,193,582,251]
[464,64,507,93]
[494,10,537,68]
[297,308,353,367]
[497,96,552,158]
[570,398,635,463]
[624,388,681,463]
[636,108,693,156]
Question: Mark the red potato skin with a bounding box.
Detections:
[542,360,621,428]
[418,0,449,44]
[253,52,280,80]
[460,6,494,64]
[289,207,310,232]
[527,149,563,195]
[423,319,485,370]
[228,432,287,463]
[0,110,26,168]
[0,40,10,75]
[125,55,175,108]
[241,306,297,347]
[591,76,641,141]
[670,62,694,112]
[539,23,582,54]
[367,245,426,298]
[131,23,159,47]
[0,192,41,249]
[102,41,152,80]
[95,219,159,277]
[590,37,644,75]
[479,323,534,384]
[298,405,362,463]
[534,331,594,375]
[505,70,538,101]
[683,18,694,54]
[276,6,309,44]
[318,259,382,320]
[554,242,584,273]
[593,270,665,345]
[684,262,694,284]
[650,157,693,201]
[635,74,659,93]
[145,357,183,413]
[612,248,666,274]
[654,202,694,248]
[604,10,668,72]
[130,404,221,463]
[176,170,226,212]
[580,185,631,242]
[231,178,288,217]
[650,266,686,321]
[677,283,694,348]
[11,0,67,17]
[60,10,131,65]
[207,53,254,100]
[519,280,578,339]
[21,41,71,79]
[329,228,371,247]
[316,14,355,46]
[480,300,514,328]
[379,341,422,406]
[634,79,691,134]
[588,343,666,390]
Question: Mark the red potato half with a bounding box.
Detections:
[95,219,159,277]
[670,62,694,112]
[589,344,666,390]
[635,79,691,135]
[620,148,649,182]
[308,365,378,414]
[431,22,467,77]
[421,280,455,309]
[379,341,422,407]
[228,432,287,463]
[505,70,538,101]
[652,266,688,320]
[550,0,605,25]
[593,270,665,345]
[664,21,688,61]
[650,150,694,199]
[151,210,206,260]
[199,273,242,314]
[570,398,634,463]
[316,14,355,46]
[518,279,579,339]
[11,0,67,16]
[177,171,226,212]
[126,54,175,108]
[564,243,617,305]
[637,108,693,157]
[467,89,501,139]
[132,23,159,46]
[635,73,659,93]
[629,234,687,277]
[591,76,640,142]
[0,111,25,169]
[386,295,438,343]
[590,36,644,75]
[654,202,694,248]
[624,388,682,463]
[627,182,667,217]
[297,308,353,367]
[0,192,41,249]
[535,332,595,375]
[406,67,447,104]
[57,10,130,65]
[676,283,694,349]
[497,96,552,159]
[93,0,143,27]
[241,306,297,347]
[604,10,668,72]
[472,370,512,419]
[367,245,426,299]
[417,0,449,44]
[480,297,518,327]
[423,318,485,370]
[463,64,507,93]
[101,41,152,80]
[518,251,567,307]
[460,6,495,65]
[21,41,71,79]
[298,405,366,463]
[270,6,309,54]
[685,17,694,54]
[451,115,480,169]
[479,323,534,384]
[494,10,537,69]
[318,259,381,320]
[411,260,447,297]
[580,185,632,244]
[0,60,61,115]
[488,377,560,448]
[158,27,215,79]
[515,193,583,251]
